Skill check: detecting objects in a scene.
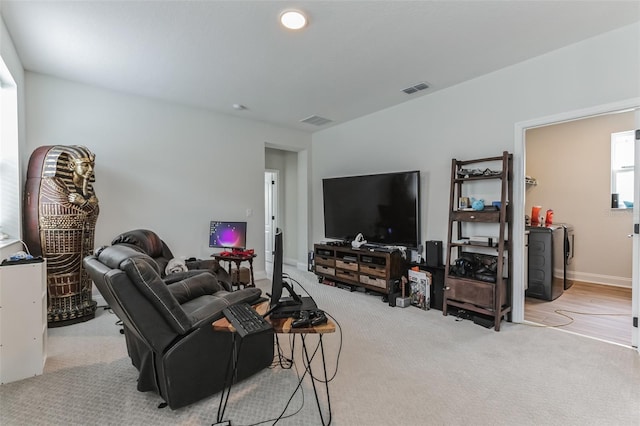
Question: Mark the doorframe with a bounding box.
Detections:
[264,169,279,262]
[513,98,640,351]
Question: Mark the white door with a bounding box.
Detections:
[632,114,639,351]
[264,170,278,262]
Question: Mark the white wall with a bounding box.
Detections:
[15,22,640,281]
[311,24,639,288]
[24,73,311,276]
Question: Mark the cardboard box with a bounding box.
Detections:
[408,269,431,310]
[231,266,250,284]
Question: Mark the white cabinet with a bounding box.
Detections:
[0,259,47,384]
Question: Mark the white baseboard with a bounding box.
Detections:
[570,271,631,288]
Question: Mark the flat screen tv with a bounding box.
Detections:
[322,170,420,248]
[209,221,247,250]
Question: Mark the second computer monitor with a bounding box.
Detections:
[209,221,247,250]
[270,228,284,308]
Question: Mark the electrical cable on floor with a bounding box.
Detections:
[273,346,311,425]
[524,309,631,328]
[555,309,631,317]
[287,274,339,425]
[270,334,294,369]
[240,336,306,426]
[263,273,338,424]
[552,309,630,327]
[240,272,337,425]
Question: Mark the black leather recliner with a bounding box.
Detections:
[83,244,274,409]
[110,228,234,291]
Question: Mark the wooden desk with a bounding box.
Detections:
[212,252,257,288]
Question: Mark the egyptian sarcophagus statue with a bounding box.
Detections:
[24,145,99,326]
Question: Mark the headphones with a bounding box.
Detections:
[351,233,367,249]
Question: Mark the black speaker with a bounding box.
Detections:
[308,250,314,272]
[388,292,400,307]
[388,279,401,306]
[611,193,619,208]
[426,240,442,267]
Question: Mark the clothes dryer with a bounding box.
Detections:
[525,225,564,301]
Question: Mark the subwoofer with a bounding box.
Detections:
[426,240,442,267]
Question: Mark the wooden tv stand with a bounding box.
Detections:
[313,244,404,295]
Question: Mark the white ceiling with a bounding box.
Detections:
[2,1,639,133]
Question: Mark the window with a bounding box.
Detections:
[0,55,20,240]
[611,130,635,209]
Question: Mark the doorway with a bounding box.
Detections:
[264,170,278,263]
[515,101,639,349]
[264,145,307,271]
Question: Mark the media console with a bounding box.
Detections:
[313,244,404,295]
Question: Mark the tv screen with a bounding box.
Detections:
[209,221,247,249]
[322,171,420,248]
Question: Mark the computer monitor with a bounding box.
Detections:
[209,221,247,250]
[268,228,315,318]
[270,228,285,307]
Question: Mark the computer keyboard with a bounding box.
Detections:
[223,302,273,338]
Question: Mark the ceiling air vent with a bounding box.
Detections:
[300,115,333,126]
[402,82,429,95]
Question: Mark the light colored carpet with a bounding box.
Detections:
[1,266,638,425]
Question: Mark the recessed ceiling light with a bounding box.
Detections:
[232,103,247,111]
[280,10,307,30]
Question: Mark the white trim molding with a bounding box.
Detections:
[571,272,632,288]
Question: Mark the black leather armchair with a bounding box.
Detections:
[111,229,234,291]
[83,244,274,409]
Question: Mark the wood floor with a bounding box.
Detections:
[524,281,633,346]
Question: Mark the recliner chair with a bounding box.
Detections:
[83,244,273,409]
[110,228,234,291]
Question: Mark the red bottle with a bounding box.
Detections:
[531,206,541,226]
[545,209,553,225]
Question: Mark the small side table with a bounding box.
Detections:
[212,253,257,289]
[212,301,335,425]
